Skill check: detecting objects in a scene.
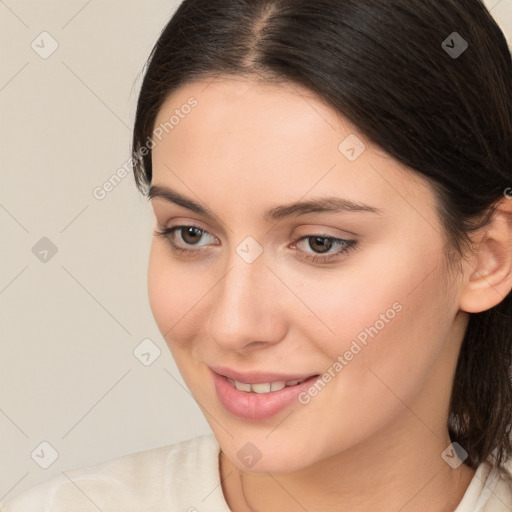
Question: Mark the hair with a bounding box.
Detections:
[131,0,512,470]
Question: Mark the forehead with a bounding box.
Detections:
[155,76,332,123]
[151,77,435,220]
[152,76,355,155]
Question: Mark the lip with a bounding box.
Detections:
[210,367,320,420]
[210,366,317,384]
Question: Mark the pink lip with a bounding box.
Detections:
[210,367,320,420]
[210,366,316,384]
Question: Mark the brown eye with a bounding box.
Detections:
[154,225,217,254]
[307,236,334,253]
[181,227,204,245]
[294,235,357,264]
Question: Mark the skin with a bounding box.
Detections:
[147,76,512,511]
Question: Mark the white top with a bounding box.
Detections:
[1,433,511,511]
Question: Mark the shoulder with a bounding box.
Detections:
[455,458,512,512]
[0,433,221,512]
[480,461,512,511]
[488,460,512,510]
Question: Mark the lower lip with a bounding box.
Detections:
[211,370,320,420]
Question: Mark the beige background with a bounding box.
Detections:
[1,0,511,502]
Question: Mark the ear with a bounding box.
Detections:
[459,196,512,313]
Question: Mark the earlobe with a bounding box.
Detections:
[459,198,512,314]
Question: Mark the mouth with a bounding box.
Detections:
[210,367,321,420]
[225,376,315,394]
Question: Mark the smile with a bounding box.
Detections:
[211,368,321,420]
[227,377,310,393]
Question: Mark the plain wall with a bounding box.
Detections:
[1,0,511,502]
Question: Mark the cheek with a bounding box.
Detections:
[295,239,454,393]
[317,285,453,455]
[283,257,457,460]
[321,259,454,411]
[147,242,203,343]
[300,237,446,344]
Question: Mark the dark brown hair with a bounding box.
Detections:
[131,0,512,469]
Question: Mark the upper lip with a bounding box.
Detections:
[210,366,319,384]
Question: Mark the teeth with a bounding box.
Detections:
[234,380,252,392]
[270,381,286,391]
[230,377,308,394]
[251,383,271,394]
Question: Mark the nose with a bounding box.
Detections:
[207,249,288,353]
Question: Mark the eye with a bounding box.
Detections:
[154,225,217,254]
[293,235,357,263]
[154,226,357,264]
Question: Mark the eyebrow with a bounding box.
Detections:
[148,185,382,222]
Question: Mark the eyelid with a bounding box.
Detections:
[155,216,217,234]
[292,224,359,239]
[153,210,229,239]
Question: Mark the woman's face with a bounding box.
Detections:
[148,77,467,472]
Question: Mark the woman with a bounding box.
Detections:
[2,0,511,510]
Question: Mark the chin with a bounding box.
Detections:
[213,426,324,474]
[232,448,313,474]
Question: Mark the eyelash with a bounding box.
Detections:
[154,225,357,264]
